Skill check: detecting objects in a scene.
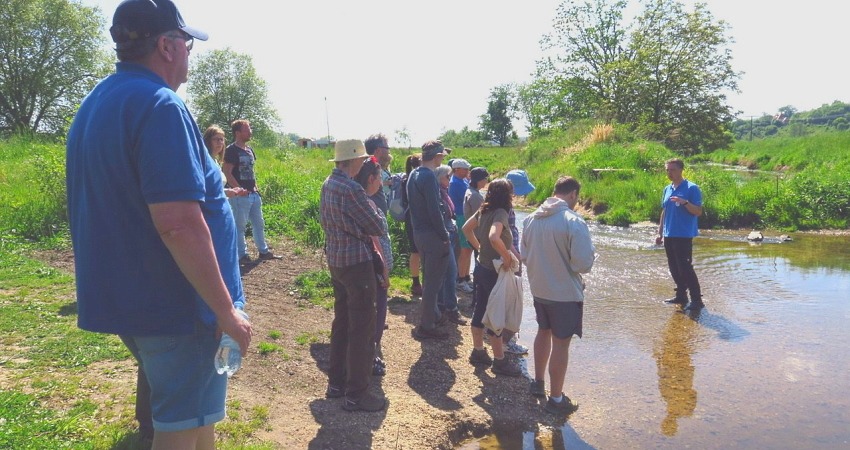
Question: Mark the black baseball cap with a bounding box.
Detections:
[110,0,208,44]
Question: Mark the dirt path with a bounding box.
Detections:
[225,237,567,449]
[35,237,566,449]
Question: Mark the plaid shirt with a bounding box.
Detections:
[320,168,384,268]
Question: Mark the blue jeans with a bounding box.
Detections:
[229,192,269,258]
[438,230,459,312]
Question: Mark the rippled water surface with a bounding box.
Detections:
[461,215,850,449]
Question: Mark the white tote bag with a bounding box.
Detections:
[483,255,523,335]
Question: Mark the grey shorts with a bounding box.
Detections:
[533,297,583,339]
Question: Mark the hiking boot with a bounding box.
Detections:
[411,284,423,297]
[491,357,522,377]
[413,326,448,340]
[663,297,688,305]
[435,313,449,327]
[342,393,387,412]
[469,348,493,367]
[684,299,705,311]
[259,251,282,260]
[529,379,546,397]
[504,339,529,355]
[238,255,251,265]
[325,384,344,399]
[445,310,468,326]
[544,394,578,415]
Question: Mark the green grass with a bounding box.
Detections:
[0,125,847,447]
[294,330,330,346]
[292,270,334,309]
[257,341,283,355]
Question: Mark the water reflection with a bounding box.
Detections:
[654,311,698,436]
[460,213,850,449]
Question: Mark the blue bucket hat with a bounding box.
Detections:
[506,169,535,196]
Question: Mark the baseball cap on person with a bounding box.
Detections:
[470,167,489,185]
[421,140,448,161]
[110,0,208,44]
[451,159,471,170]
[506,169,535,195]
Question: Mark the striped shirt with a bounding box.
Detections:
[320,168,384,268]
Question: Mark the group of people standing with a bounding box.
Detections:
[318,137,596,415]
[64,0,707,444]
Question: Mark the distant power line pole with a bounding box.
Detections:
[324,97,331,141]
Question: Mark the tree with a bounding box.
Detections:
[394,126,412,149]
[188,48,280,146]
[0,0,111,136]
[479,85,515,146]
[438,126,486,148]
[537,0,739,152]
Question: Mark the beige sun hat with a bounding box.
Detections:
[329,139,368,162]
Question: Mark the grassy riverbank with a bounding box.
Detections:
[0,127,847,446]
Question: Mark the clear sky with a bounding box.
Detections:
[81,0,846,146]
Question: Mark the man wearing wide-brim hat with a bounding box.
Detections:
[319,139,388,412]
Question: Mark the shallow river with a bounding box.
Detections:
[460,213,850,449]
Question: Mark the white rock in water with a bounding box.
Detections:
[747,230,764,241]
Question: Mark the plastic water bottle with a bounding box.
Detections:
[215,309,249,377]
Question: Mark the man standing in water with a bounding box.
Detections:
[656,158,704,311]
[522,176,596,415]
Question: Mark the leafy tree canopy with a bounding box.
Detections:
[188,48,281,147]
[479,85,517,147]
[521,0,739,153]
[0,0,111,137]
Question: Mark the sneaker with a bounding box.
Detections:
[342,393,387,412]
[469,348,493,367]
[456,281,473,293]
[411,284,423,297]
[504,339,529,355]
[413,325,448,340]
[664,297,688,305]
[238,255,251,265]
[325,384,344,399]
[544,394,578,415]
[445,310,468,326]
[491,357,522,377]
[529,379,546,397]
[259,251,282,260]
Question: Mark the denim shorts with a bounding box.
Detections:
[120,321,227,432]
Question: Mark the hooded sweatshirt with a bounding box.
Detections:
[520,197,596,302]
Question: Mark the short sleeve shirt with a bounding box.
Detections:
[223,144,257,192]
[661,179,702,238]
[474,208,512,271]
[66,62,244,336]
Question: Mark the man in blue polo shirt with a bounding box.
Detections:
[655,158,705,311]
[66,0,252,445]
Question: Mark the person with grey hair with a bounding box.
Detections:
[66,0,252,445]
[434,164,467,325]
[407,140,452,339]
